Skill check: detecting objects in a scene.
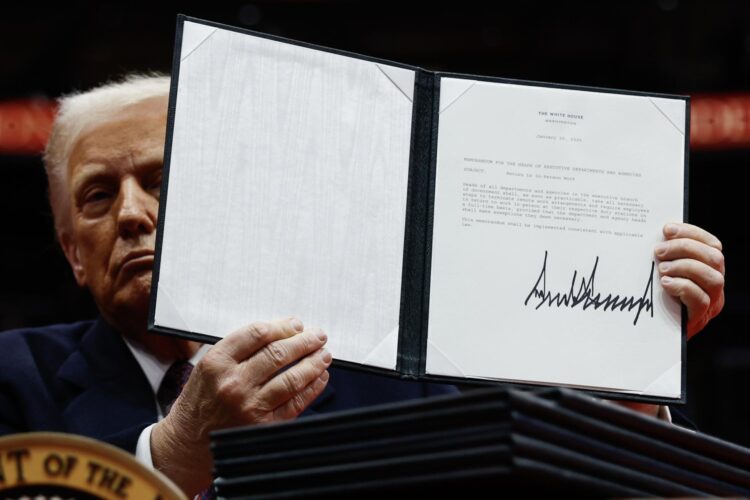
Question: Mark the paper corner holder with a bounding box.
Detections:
[180,21,218,62]
[425,339,468,378]
[438,80,476,115]
[647,97,686,136]
[641,360,682,399]
[361,326,400,370]
[152,281,193,334]
[374,63,415,103]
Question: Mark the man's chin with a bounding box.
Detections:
[108,271,153,326]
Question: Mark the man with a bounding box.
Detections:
[0,75,726,497]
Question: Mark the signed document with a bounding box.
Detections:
[151,16,688,403]
[427,79,686,399]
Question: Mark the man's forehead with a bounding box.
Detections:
[68,96,168,175]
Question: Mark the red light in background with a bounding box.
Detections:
[0,99,57,155]
[690,94,750,150]
[1,95,750,154]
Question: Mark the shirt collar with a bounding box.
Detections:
[122,336,211,395]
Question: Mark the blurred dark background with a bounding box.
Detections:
[1,1,749,445]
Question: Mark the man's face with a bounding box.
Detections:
[60,96,168,331]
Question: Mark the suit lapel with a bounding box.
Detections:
[56,318,157,440]
[56,318,338,427]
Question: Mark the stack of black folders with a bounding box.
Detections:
[210,387,750,498]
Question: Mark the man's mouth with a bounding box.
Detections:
[119,249,155,274]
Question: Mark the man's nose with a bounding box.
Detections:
[116,178,156,238]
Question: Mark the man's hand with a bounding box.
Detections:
[151,318,331,496]
[654,222,725,339]
[611,223,724,419]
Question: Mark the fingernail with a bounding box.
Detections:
[658,262,670,273]
[661,276,673,285]
[315,328,328,342]
[654,243,667,257]
[321,349,332,364]
[320,370,330,382]
[664,223,678,237]
[289,318,304,332]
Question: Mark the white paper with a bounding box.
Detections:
[426,78,685,398]
[154,21,415,369]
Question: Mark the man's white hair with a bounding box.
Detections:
[44,73,170,235]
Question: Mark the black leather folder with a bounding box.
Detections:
[210,387,750,498]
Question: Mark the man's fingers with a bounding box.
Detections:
[257,348,332,411]
[657,223,726,339]
[245,328,328,383]
[654,238,725,276]
[272,370,330,421]
[657,258,725,300]
[660,275,711,320]
[216,317,305,362]
[663,222,722,250]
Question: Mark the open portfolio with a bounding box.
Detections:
[149,16,689,403]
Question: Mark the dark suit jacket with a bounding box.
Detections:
[0,318,456,452]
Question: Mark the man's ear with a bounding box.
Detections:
[59,230,86,287]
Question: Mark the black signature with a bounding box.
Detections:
[524,251,654,326]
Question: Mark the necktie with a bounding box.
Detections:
[156,360,194,417]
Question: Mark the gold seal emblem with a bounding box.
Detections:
[0,433,186,499]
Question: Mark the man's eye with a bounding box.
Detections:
[85,190,111,203]
[148,177,162,196]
